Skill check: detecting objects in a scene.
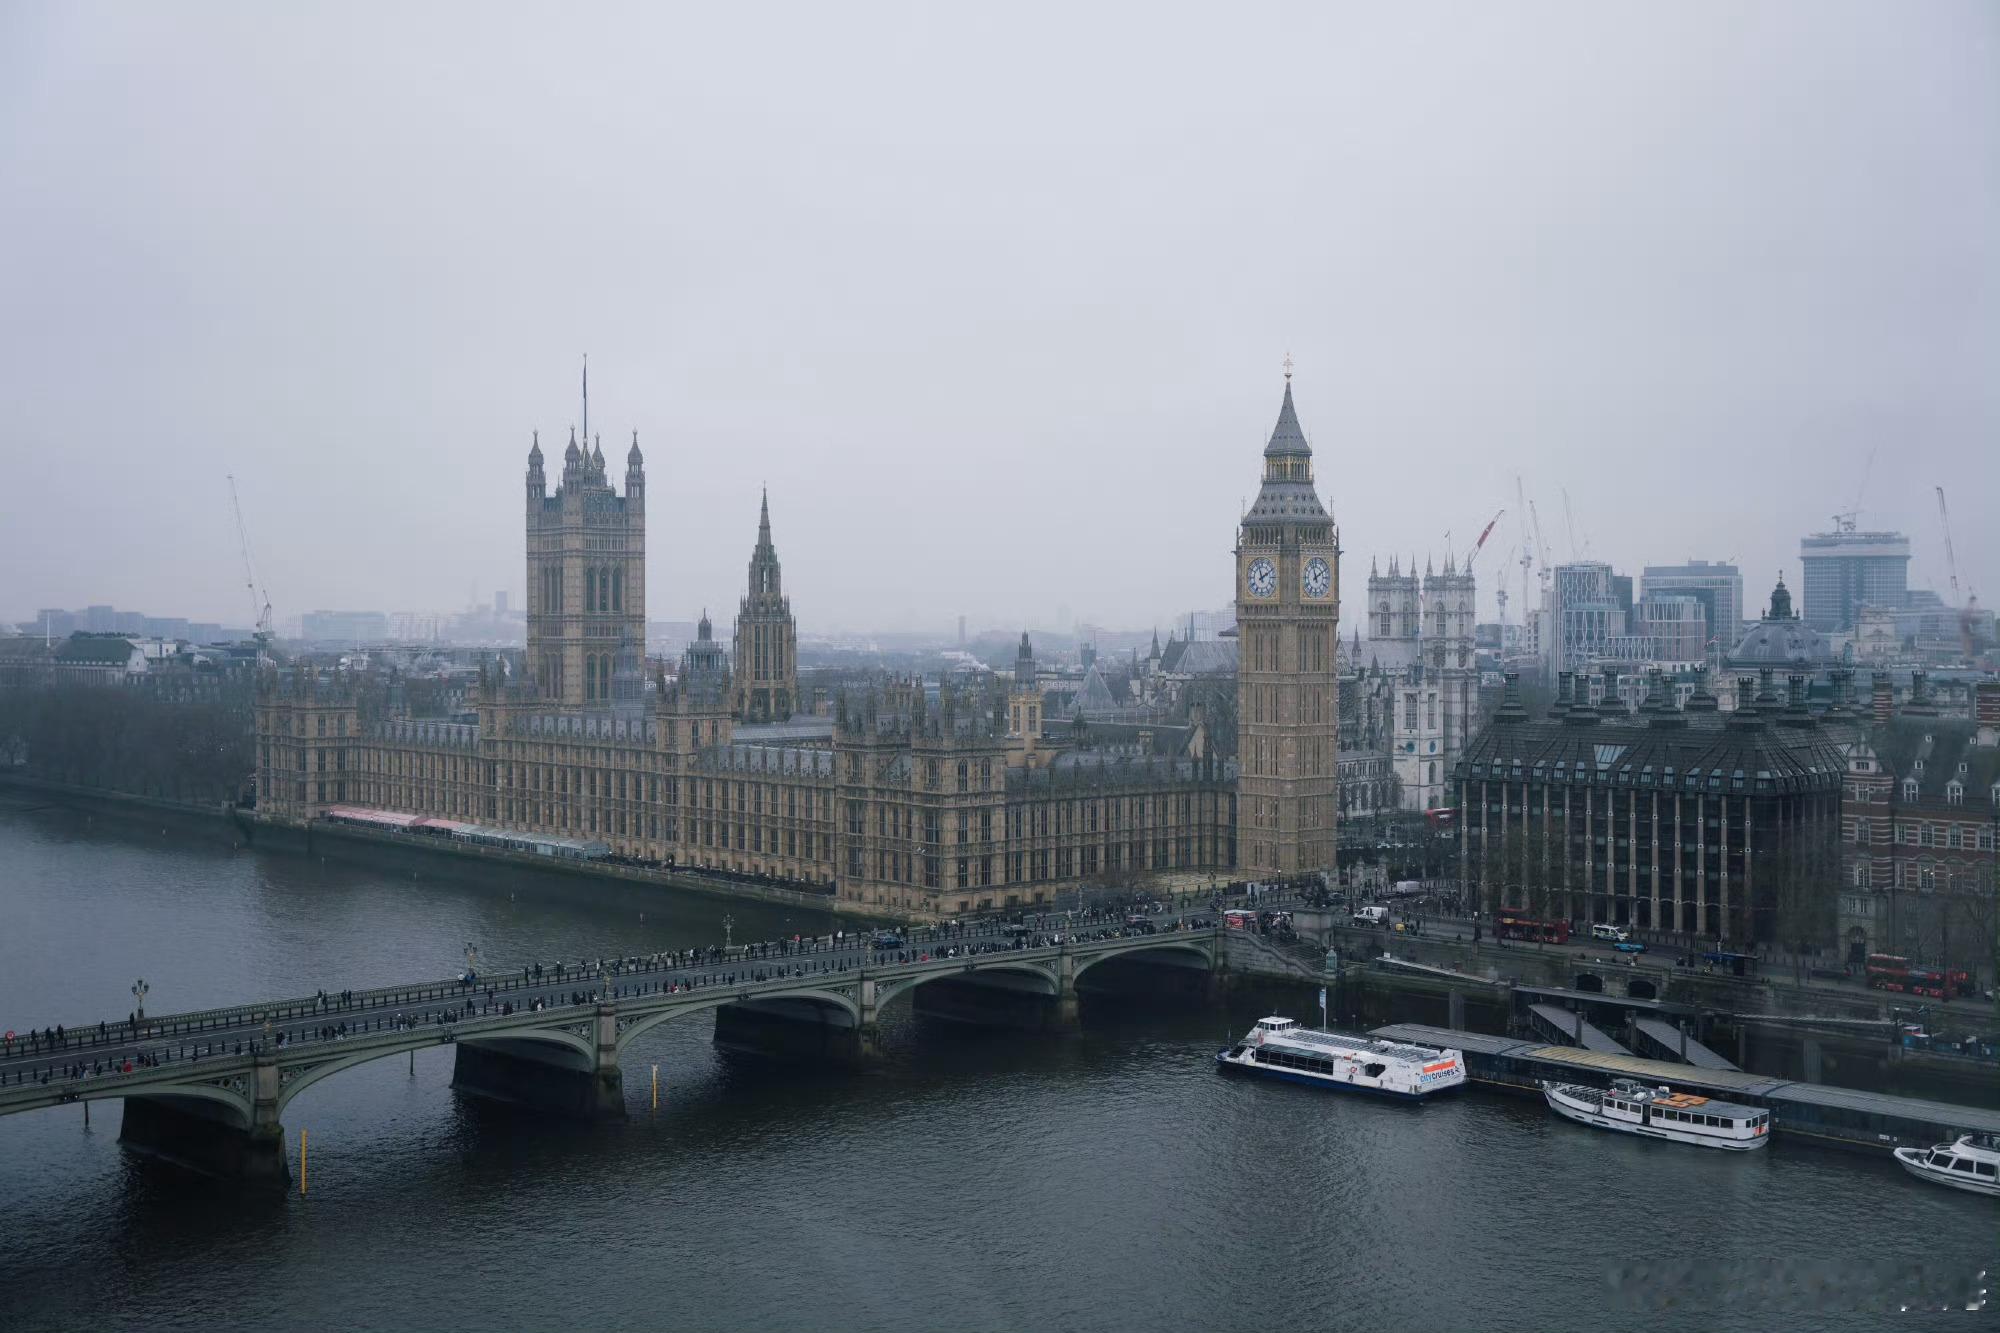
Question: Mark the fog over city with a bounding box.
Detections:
[2,2,1995,634]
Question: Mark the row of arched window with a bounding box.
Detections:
[585,653,617,702]
[536,564,628,615]
[585,566,625,614]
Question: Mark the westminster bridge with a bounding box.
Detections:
[0,918,1320,1184]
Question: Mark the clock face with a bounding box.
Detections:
[1246,557,1277,599]
[1303,556,1331,599]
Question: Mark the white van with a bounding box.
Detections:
[1590,923,1629,943]
[1352,905,1391,926]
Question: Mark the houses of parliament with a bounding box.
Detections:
[256,376,1349,916]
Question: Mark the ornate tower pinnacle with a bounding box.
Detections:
[732,488,797,722]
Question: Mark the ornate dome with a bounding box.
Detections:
[1728,573,1833,666]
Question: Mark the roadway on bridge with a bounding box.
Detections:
[0,905,1225,1100]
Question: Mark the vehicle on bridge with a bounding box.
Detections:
[1216,1017,1464,1101]
[1864,953,1974,1000]
[1495,909,1569,944]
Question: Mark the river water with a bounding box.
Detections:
[0,800,1989,1331]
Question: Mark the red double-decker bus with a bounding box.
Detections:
[1495,908,1569,944]
[1866,953,1975,999]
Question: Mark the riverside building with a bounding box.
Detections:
[256,374,1348,914]
[1455,667,1846,945]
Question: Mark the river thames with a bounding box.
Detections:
[0,799,1989,1331]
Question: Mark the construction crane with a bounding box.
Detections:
[1935,485,1979,660]
[1511,477,1535,630]
[1463,509,1505,572]
[1528,498,1554,587]
[1560,487,1584,560]
[1832,446,1876,534]
[227,475,275,656]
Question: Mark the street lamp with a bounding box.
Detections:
[131,978,148,1023]
[722,914,735,953]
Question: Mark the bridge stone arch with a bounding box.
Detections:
[38,1076,259,1130]
[871,963,1060,1013]
[272,1024,597,1114]
[1070,939,1216,985]
[612,986,862,1056]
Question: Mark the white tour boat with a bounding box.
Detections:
[1215,1016,1465,1100]
[1893,1134,2000,1197]
[1541,1077,1769,1150]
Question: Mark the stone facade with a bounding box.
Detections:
[1457,668,1846,945]
[730,490,798,723]
[1838,674,2000,975]
[524,429,646,708]
[1234,373,1341,877]
[253,381,1326,916]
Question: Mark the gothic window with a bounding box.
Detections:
[613,567,623,612]
[585,568,596,612]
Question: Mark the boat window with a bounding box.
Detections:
[1931,1152,1955,1167]
[1975,1162,1997,1178]
[1950,1159,1978,1173]
[1364,1063,1386,1078]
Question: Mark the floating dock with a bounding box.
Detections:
[1372,1023,2000,1153]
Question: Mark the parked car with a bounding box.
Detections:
[1613,940,1647,954]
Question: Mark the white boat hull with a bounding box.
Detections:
[1215,1047,1459,1100]
[1894,1148,2000,1197]
[1542,1083,1768,1151]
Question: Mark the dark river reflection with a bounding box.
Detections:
[0,802,1989,1331]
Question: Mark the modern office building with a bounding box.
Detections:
[1800,525,1909,632]
[1640,560,1742,647]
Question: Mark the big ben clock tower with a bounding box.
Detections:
[1235,362,1340,878]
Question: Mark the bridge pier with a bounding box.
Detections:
[119,1056,288,1186]
[451,1004,624,1119]
[1054,954,1081,1030]
[714,998,867,1065]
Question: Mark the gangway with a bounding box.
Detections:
[1527,1002,1631,1055]
[1632,1016,1738,1070]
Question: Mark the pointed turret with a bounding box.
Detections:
[565,427,581,467]
[1263,380,1310,458]
[624,430,644,504]
[1243,371,1328,525]
[527,430,546,502]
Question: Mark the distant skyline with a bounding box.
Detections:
[2,3,1995,633]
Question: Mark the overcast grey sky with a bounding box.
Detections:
[2,2,1995,635]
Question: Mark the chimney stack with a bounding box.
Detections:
[1871,671,1894,725]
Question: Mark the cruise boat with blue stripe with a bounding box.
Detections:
[1216,1016,1465,1100]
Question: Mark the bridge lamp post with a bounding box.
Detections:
[722,914,735,954]
[463,942,478,982]
[131,978,148,1022]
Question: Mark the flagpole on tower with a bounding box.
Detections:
[581,354,589,447]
